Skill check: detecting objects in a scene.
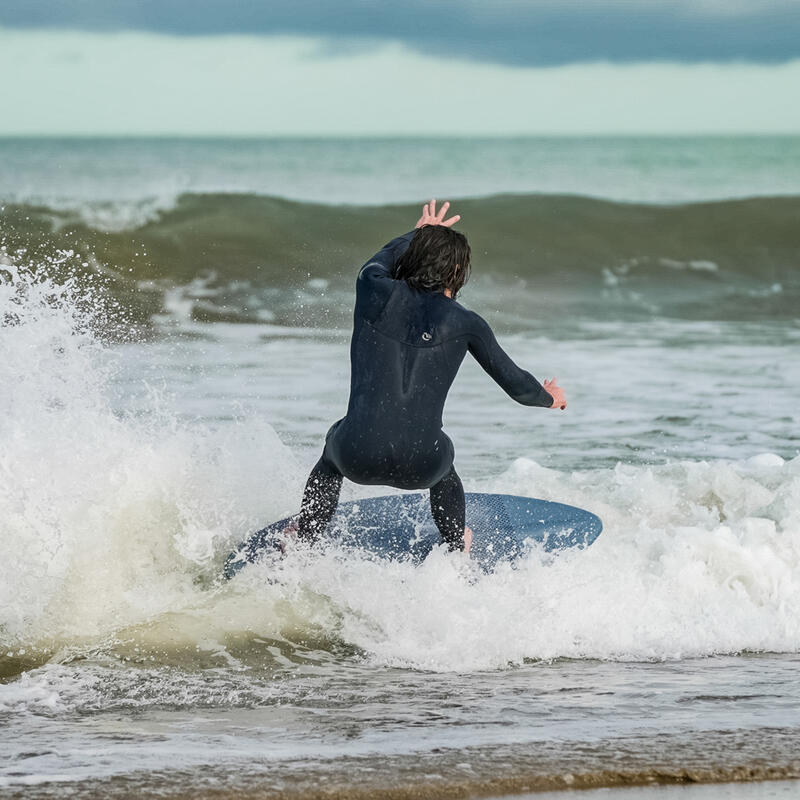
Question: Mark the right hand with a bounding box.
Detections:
[415,198,461,229]
[543,378,567,410]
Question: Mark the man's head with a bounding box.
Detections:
[393,225,471,299]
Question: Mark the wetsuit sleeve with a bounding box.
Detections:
[468,315,554,407]
[358,230,416,281]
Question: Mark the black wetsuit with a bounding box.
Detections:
[298,230,554,549]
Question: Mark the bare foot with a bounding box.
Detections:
[463,526,473,555]
[277,520,299,554]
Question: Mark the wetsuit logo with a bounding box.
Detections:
[421,332,433,342]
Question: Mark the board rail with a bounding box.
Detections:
[223,492,602,578]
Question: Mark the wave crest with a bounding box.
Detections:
[3,192,798,330]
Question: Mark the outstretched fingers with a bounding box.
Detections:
[415,202,430,228]
[417,198,461,228]
[438,200,460,227]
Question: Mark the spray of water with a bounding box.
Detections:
[2,261,800,680]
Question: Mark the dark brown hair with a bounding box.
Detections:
[392,225,471,298]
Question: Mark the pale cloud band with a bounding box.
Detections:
[3,28,799,136]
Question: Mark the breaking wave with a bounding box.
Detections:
[1,264,800,682]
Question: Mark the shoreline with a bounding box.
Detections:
[4,770,798,800]
[4,729,799,799]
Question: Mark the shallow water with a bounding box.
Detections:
[4,659,800,796]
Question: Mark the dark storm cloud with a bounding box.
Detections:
[3,0,800,66]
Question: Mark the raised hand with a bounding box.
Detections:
[415,198,461,229]
[543,378,567,410]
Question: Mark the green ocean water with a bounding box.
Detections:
[2,137,799,332]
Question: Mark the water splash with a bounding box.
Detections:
[2,264,800,682]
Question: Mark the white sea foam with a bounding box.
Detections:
[0,671,68,714]
[0,265,300,645]
[2,266,800,674]
[321,454,800,668]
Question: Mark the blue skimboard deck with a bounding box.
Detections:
[223,493,602,578]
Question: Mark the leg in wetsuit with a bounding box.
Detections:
[296,455,343,545]
[296,455,467,550]
[428,467,465,550]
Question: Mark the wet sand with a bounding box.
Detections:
[3,727,799,799]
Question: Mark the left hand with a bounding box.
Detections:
[415,198,461,229]
[543,378,567,410]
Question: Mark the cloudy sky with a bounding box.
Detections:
[2,0,799,135]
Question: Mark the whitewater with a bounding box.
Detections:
[1,136,800,798]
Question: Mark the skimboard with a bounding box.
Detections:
[223,492,602,578]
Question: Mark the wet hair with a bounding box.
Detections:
[392,225,471,298]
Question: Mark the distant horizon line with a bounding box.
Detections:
[3,132,800,140]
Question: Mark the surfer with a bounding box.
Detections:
[295,199,566,553]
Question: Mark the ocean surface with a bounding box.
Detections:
[1,136,800,798]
